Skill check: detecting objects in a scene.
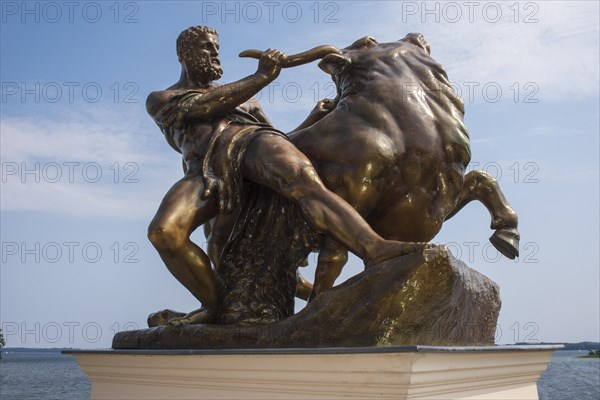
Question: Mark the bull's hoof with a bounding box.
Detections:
[489,228,520,259]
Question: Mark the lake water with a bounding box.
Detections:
[0,351,90,400]
[538,350,600,400]
[0,349,598,399]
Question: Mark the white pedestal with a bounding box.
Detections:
[65,345,561,399]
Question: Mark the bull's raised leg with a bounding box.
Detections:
[309,238,349,302]
[296,270,313,301]
[446,170,520,259]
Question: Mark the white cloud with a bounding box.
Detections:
[2,106,153,163]
[320,1,600,103]
[1,105,181,219]
[526,125,587,137]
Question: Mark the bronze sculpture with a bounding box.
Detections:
[145,26,426,326]
[138,26,519,335]
[212,32,520,303]
[288,33,520,299]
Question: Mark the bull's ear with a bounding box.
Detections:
[318,53,350,75]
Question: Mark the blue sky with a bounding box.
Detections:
[1,1,598,348]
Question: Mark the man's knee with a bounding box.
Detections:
[280,163,325,201]
[148,223,184,250]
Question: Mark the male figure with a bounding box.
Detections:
[147,26,421,325]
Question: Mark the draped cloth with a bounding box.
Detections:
[154,89,289,213]
[155,89,320,324]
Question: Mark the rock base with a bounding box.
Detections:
[113,246,500,349]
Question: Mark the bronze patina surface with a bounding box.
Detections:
[145,26,424,326]
[117,27,519,347]
[113,246,500,349]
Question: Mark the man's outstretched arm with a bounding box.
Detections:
[185,50,286,121]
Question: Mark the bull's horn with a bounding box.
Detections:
[239,45,341,68]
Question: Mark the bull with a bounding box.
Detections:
[212,33,520,301]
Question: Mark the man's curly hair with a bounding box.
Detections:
[176,26,218,61]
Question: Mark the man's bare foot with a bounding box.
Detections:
[366,241,427,268]
[167,308,216,326]
[147,309,186,327]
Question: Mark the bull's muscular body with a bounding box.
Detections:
[293,34,469,241]
[290,34,519,299]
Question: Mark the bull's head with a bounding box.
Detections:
[318,33,431,76]
[239,33,430,74]
[315,33,438,103]
[240,33,437,102]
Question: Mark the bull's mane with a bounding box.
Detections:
[399,40,471,165]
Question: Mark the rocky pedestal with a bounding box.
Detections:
[113,246,500,349]
[78,246,554,400]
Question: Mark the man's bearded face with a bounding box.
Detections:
[184,35,223,83]
[188,51,223,82]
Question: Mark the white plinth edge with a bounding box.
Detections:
[65,345,561,399]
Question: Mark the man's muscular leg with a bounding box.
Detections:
[243,133,424,265]
[148,171,219,324]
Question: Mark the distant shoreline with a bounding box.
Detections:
[514,342,600,351]
[577,349,600,359]
[2,342,600,353]
[2,347,81,353]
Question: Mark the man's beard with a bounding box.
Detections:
[190,55,223,83]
